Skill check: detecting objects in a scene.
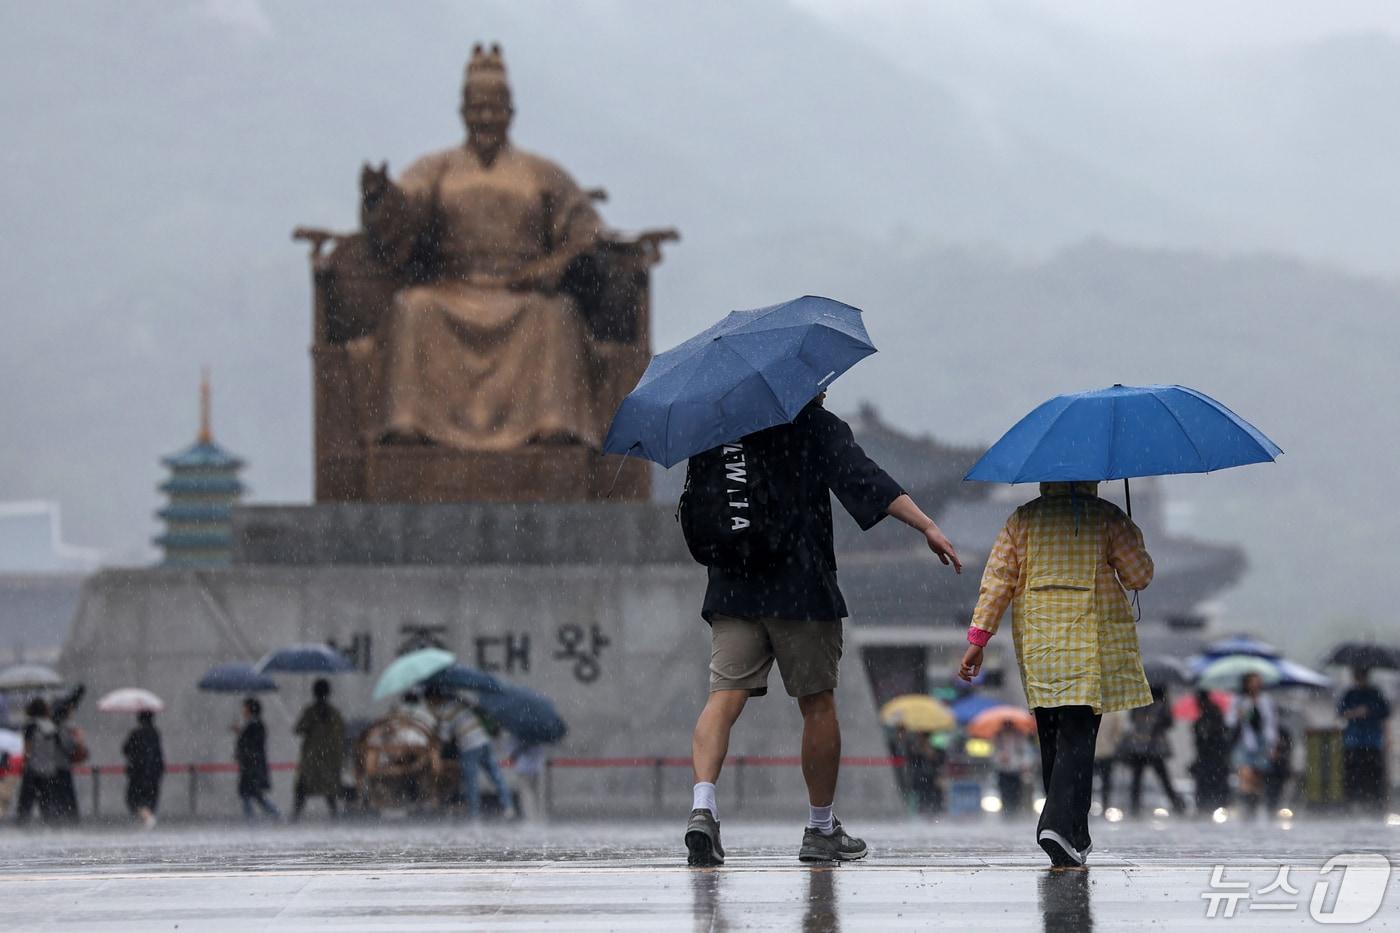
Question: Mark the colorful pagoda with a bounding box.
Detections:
[155,371,245,566]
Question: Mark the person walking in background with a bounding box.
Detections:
[292,678,344,820]
[1190,690,1232,814]
[1119,687,1184,817]
[50,695,85,824]
[235,698,280,821]
[992,721,1035,818]
[905,732,946,815]
[1337,666,1391,813]
[959,481,1156,868]
[16,698,62,825]
[426,685,513,820]
[682,393,961,867]
[504,735,546,821]
[1094,709,1128,813]
[121,710,164,829]
[1227,672,1277,818]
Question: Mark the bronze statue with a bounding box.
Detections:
[296,44,676,503]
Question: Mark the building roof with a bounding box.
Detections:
[161,439,245,471]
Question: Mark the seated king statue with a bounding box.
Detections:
[295,44,675,504]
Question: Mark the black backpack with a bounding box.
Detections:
[678,438,799,571]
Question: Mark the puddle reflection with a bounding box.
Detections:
[1038,868,1093,933]
[803,868,839,933]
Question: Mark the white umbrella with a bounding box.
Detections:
[0,663,62,691]
[96,687,165,714]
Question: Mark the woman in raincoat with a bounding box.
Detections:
[958,481,1154,867]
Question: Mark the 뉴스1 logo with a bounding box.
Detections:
[1202,853,1391,923]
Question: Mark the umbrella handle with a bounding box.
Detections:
[1123,478,1132,518]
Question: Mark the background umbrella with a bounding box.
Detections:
[964,384,1280,517]
[425,663,504,695]
[1201,635,1279,659]
[1197,655,1281,691]
[372,648,456,700]
[0,663,63,692]
[1141,657,1190,687]
[1187,642,1332,690]
[473,686,567,744]
[96,687,165,714]
[197,662,279,693]
[256,644,355,675]
[1171,689,1233,722]
[966,706,1036,738]
[603,295,876,467]
[1325,642,1400,670]
[951,693,1006,726]
[878,695,956,733]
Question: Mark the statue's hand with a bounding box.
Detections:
[360,161,392,208]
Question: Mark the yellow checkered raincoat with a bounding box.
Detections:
[970,482,1154,714]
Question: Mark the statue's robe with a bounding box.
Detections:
[359,144,603,450]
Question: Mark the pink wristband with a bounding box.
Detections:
[966,627,992,647]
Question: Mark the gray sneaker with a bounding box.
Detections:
[685,808,725,867]
[799,819,868,862]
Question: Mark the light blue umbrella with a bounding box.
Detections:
[965,384,1281,514]
[372,649,456,700]
[603,295,876,467]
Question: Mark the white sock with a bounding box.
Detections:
[808,804,834,834]
[693,782,718,820]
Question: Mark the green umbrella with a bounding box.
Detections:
[1197,655,1281,691]
[372,648,455,700]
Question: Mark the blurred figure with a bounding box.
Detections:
[1264,723,1294,811]
[905,732,945,815]
[1227,672,1277,818]
[398,691,437,731]
[1189,690,1232,814]
[1119,688,1184,816]
[1337,666,1391,812]
[993,721,1034,817]
[121,710,164,828]
[1094,709,1128,812]
[505,735,547,821]
[49,692,85,823]
[15,698,62,825]
[426,684,513,820]
[887,723,913,809]
[235,697,280,821]
[292,678,345,820]
[960,480,1156,867]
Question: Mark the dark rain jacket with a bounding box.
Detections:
[236,717,272,796]
[700,402,904,622]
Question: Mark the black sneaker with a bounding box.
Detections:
[798,819,868,862]
[685,808,725,867]
[1038,829,1086,868]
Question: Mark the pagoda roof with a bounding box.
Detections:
[157,503,235,522]
[159,474,245,495]
[162,440,244,470]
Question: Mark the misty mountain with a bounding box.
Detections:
[1,1,1395,658]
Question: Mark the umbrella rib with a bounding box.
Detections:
[1149,391,1209,473]
[1013,399,1082,483]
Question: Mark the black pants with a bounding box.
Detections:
[1094,758,1114,809]
[998,771,1024,817]
[292,778,338,819]
[1343,747,1388,811]
[1126,754,1183,815]
[1034,706,1101,852]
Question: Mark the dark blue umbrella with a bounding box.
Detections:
[603,295,877,467]
[256,644,355,675]
[950,693,1006,726]
[425,664,505,695]
[198,662,278,694]
[474,686,567,744]
[1201,635,1280,659]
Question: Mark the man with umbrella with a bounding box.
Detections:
[603,297,961,866]
[1337,665,1392,812]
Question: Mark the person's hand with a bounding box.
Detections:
[923,524,962,573]
[958,644,984,682]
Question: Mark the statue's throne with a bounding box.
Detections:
[295,224,675,504]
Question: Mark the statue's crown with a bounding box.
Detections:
[467,42,507,81]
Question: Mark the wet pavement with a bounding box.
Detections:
[2,816,1398,931]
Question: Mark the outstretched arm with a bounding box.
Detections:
[887,494,961,573]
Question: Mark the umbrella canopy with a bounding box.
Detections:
[1187,653,1331,690]
[1172,690,1233,722]
[1197,655,1281,691]
[0,728,21,757]
[96,688,165,714]
[602,295,877,467]
[950,693,1007,726]
[878,695,956,733]
[256,644,355,675]
[965,384,1281,484]
[1273,659,1333,690]
[0,663,63,692]
[474,686,567,744]
[424,663,504,695]
[197,662,279,694]
[966,706,1036,739]
[372,649,457,701]
[1325,642,1400,671]
[1202,635,1279,659]
[1141,657,1190,687]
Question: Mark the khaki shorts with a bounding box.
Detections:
[708,614,843,698]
